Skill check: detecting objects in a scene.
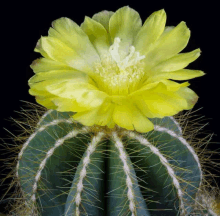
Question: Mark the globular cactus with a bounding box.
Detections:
[13,109,217,216]
[2,5,220,216]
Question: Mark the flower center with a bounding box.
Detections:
[93,37,146,95]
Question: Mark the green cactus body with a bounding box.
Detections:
[15,110,217,216]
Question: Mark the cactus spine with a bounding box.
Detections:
[9,110,219,215]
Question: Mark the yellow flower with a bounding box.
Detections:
[29,6,204,133]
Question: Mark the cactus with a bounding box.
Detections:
[10,109,217,216]
[1,6,220,216]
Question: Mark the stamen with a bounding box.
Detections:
[94,37,146,95]
[109,37,121,63]
[109,37,145,70]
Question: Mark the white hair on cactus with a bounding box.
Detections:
[154,125,203,187]
[112,132,136,216]
[16,118,74,178]
[65,132,105,216]
[126,131,186,215]
[30,127,89,203]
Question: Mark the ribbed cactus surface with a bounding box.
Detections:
[15,110,216,216]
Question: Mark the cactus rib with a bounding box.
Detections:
[65,132,105,216]
[16,118,74,178]
[125,130,186,215]
[154,124,203,186]
[30,127,89,203]
[7,110,218,216]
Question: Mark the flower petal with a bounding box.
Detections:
[29,79,58,109]
[73,98,115,127]
[143,21,190,69]
[29,71,92,107]
[48,17,100,66]
[29,79,61,97]
[109,6,142,55]
[113,102,154,133]
[148,69,205,82]
[35,96,57,109]
[158,80,190,91]
[28,70,88,85]
[81,16,110,57]
[151,49,201,72]
[92,10,114,32]
[131,82,189,117]
[30,58,73,73]
[132,96,161,118]
[134,9,166,55]
[37,37,94,74]
[30,71,101,113]
[47,81,108,110]
[34,37,51,59]
[176,86,198,109]
[136,79,189,94]
[52,97,90,112]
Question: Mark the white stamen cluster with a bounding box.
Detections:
[109,37,145,70]
[94,37,145,95]
[126,131,186,215]
[112,132,136,216]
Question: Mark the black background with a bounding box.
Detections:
[0,0,220,214]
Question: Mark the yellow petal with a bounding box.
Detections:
[28,70,89,85]
[29,80,58,110]
[30,58,73,73]
[176,86,198,109]
[162,26,175,35]
[81,16,110,57]
[29,79,61,96]
[29,76,97,112]
[92,10,114,32]
[34,37,51,59]
[158,80,190,91]
[73,98,115,127]
[38,37,94,74]
[134,9,166,55]
[109,6,142,55]
[136,79,189,94]
[48,17,100,66]
[151,49,201,72]
[46,80,97,98]
[36,96,57,109]
[144,21,190,69]
[131,95,161,118]
[148,69,205,82]
[113,102,154,133]
[131,82,188,117]
[52,97,90,112]
[47,81,108,110]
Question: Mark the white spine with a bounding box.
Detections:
[64,132,104,216]
[16,118,73,178]
[208,209,218,216]
[37,110,53,126]
[30,127,89,203]
[169,116,182,134]
[154,125,203,187]
[126,131,186,215]
[112,132,136,216]
[200,194,218,216]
